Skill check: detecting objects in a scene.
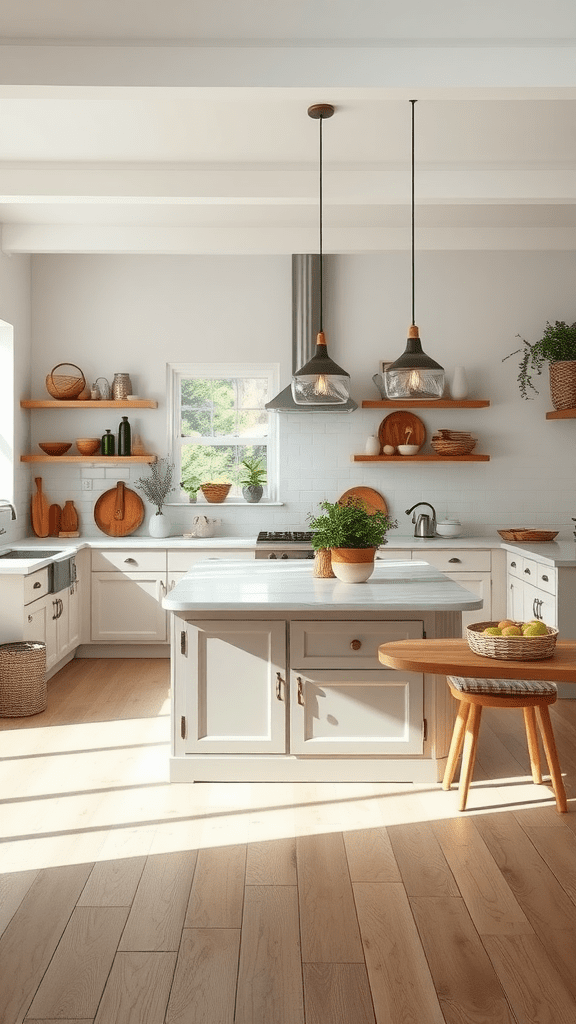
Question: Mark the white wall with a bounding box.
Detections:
[29,251,576,539]
[0,251,31,540]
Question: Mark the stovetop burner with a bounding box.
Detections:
[257,530,313,543]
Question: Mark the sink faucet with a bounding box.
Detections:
[0,500,17,521]
[405,502,437,538]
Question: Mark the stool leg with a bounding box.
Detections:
[443,700,470,790]
[536,705,568,814]
[523,707,543,785]
[459,703,482,811]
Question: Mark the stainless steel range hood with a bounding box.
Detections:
[265,254,357,413]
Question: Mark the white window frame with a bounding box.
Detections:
[167,362,279,504]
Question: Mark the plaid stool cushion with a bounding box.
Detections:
[448,676,557,697]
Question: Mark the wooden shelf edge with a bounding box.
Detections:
[21,399,158,408]
[545,408,576,419]
[21,454,157,463]
[361,399,490,408]
[352,454,490,462]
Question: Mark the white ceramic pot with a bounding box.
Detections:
[451,366,469,400]
[330,547,376,584]
[149,511,171,538]
[436,520,463,538]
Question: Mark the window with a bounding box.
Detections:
[168,363,279,501]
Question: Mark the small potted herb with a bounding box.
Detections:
[308,497,398,583]
[240,456,267,503]
[504,320,576,408]
[180,469,201,503]
[135,457,175,537]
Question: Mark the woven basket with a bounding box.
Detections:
[431,439,477,455]
[0,641,47,717]
[200,483,231,503]
[466,621,558,661]
[549,360,576,411]
[497,529,558,542]
[46,363,86,400]
[313,549,335,578]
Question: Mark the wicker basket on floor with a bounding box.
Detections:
[0,641,47,717]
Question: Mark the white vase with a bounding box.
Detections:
[149,511,171,538]
[451,366,469,400]
[364,435,380,455]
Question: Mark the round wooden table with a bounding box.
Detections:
[378,637,576,683]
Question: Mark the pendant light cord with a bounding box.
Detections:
[411,99,416,327]
[315,114,319,333]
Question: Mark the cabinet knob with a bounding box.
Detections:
[350,639,362,651]
[33,581,41,589]
[510,561,517,568]
[448,557,461,564]
[124,557,137,565]
[28,614,33,623]
[524,568,531,575]
[542,574,549,582]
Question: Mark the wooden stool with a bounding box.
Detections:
[443,675,567,813]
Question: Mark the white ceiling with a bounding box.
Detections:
[1,1,576,255]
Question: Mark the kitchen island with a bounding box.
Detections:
[164,559,483,783]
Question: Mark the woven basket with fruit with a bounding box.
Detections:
[466,619,558,661]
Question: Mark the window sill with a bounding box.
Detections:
[166,501,284,508]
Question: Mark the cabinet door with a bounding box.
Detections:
[23,595,58,671]
[91,572,168,642]
[290,669,424,755]
[523,583,557,629]
[507,576,525,622]
[181,619,286,754]
[67,580,81,651]
[442,572,491,634]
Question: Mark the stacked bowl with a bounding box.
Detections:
[431,429,477,456]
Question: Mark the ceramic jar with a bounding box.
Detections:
[112,373,132,400]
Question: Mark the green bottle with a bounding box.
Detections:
[118,416,131,456]
[101,429,115,456]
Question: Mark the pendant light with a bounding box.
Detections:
[291,104,353,406]
[384,100,445,401]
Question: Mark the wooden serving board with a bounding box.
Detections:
[31,477,49,537]
[338,487,388,516]
[94,482,144,537]
[378,411,426,450]
[48,503,62,537]
[61,500,79,533]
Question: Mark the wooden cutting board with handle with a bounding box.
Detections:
[48,503,62,537]
[94,481,145,537]
[31,477,50,537]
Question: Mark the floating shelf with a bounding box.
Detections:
[353,454,490,463]
[361,399,490,409]
[21,454,157,464]
[545,408,576,419]
[21,399,158,409]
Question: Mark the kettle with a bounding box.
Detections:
[405,502,437,538]
[190,515,221,538]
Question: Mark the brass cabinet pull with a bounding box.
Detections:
[297,676,305,706]
[350,639,362,650]
[275,671,285,701]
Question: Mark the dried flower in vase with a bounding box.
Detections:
[135,457,175,515]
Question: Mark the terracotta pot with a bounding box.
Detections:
[330,547,376,584]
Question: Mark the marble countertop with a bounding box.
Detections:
[162,559,486,613]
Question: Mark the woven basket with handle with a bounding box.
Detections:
[46,362,86,400]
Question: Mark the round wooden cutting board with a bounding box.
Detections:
[338,487,389,516]
[378,411,426,450]
[94,481,145,537]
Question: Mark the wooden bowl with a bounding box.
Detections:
[38,442,72,456]
[75,437,100,456]
[200,483,231,503]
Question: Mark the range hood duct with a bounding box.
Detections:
[265,254,357,413]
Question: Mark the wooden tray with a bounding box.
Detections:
[94,482,145,537]
[378,411,426,451]
[338,487,388,516]
[497,529,559,542]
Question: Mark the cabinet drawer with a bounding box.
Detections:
[506,552,523,579]
[91,549,167,572]
[520,557,538,585]
[417,549,491,573]
[290,619,424,669]
[536,565,556,596]
[23,567,50,605]
[167,549,254,572]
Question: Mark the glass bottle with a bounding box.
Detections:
[118,416,131,456]
[101,429,115,456]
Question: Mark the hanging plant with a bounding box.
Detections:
[503,320,576,399]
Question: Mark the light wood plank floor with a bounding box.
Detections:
[1,658,575,1023]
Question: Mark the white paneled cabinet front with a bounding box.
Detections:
[182,619,286,754]
[91,571,168,642]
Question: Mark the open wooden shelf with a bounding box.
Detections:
[352,454,490,462]
[545,408,576,419]
[21,399,158,409]
[361,399,490,409]
[21,454,157,464]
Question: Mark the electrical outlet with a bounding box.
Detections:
[81,479,93,491]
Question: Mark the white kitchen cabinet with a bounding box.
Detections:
[91,571,168,642]
[167,549,254,591]
[415,549,492,633]
[23,593,58,672]
[179,619,286,754]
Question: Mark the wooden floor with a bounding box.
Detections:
[1,659,575,1024]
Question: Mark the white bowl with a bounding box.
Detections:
[436,522,463,538]
[397,444,420,456]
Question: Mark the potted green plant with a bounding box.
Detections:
[180,469,201,503]
[240,456,267,503]
[504,320,576,408]
[308,497,398,583]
